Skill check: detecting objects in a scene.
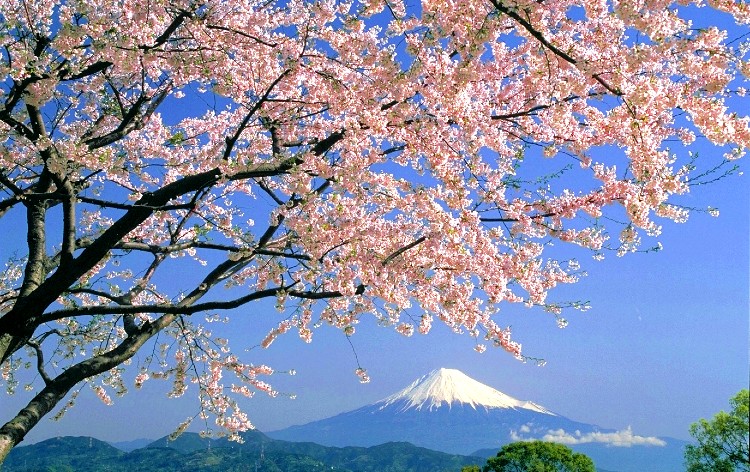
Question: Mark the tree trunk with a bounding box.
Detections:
[0,434,15,465]
[0,380,72,464]
[0,318,168,465]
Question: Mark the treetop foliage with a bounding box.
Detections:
[482,440,596,472]
[685,389,750,472]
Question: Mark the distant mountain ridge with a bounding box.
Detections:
[3,432,483,472]
[111,438,154,452]
[4,432,637,472]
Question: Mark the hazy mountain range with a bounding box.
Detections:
[3,433,484,472]
[4,368,688,472]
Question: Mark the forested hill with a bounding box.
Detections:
[2,432,485,472]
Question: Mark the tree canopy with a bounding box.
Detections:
[685,389,750,472]
[0,0,748,462]
[482,441,596,472]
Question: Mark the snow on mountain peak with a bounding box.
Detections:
[379,368,555,415]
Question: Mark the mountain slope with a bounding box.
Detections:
[3,436,124,470]
[270,398,598,454]
[110,438,154,452]
[269,368,685,472]
[3,432,483,472]
[270,368,598,454]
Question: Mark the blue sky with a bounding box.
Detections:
[1,1,748,450]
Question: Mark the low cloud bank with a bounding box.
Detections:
[511,425,667,447]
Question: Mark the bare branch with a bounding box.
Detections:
[77,195,195,212]
[205,24,278,48]
[40,284,296,322]
[59,61,113,81]
[42,279,367,322]
[25,340,51,385]
[65,287,129,305]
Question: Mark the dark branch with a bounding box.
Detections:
[491,1,621,96]
[205,24,279,48]
[25,340,52,385]
[491,1,577,65]
[40,284,296,321]
[141,10,192,51]
[311,130,345,155]
[84,86,171,149]
[77,195,195,212]
[223,70,291,161]
[382,236,427,266]
[60,61,113,81]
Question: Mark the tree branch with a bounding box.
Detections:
[59,61,113,81]
[25,340,52,385]
[0,171,26,217]
[18,173,51,298]
[40,284,296,322]
[0,158,308,364]
[491,1,577,65]
[84,86,171,150]
[223,69,292,161]
[382,236,427,266]
[77,195,195,212]
[0,309,176,453]
[491,93,602,120]
[491,0,621,96]
[205,24,279,48]
[41,279,367,322]
[65,287,130,305]
[141,10,193,51]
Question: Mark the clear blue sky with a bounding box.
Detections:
[2,2,748,448]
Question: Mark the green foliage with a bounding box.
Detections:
[0,436,123,471]
[482,441,595,472]
[3,433,483,472]
[685,389,749,472]
[461,465,482,472]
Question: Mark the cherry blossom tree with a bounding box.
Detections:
[0,0,747,462]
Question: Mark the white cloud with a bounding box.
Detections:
[510,426,667,448]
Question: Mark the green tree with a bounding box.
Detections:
[685,389,750,472]
[482,441,595,472]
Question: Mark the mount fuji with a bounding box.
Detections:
[378,368,555,414]
[269,368,594,453]
[268,368,686,472]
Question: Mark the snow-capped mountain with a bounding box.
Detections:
[268,368,686,472]
[379,368,554,414]
[269,368,600,454]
